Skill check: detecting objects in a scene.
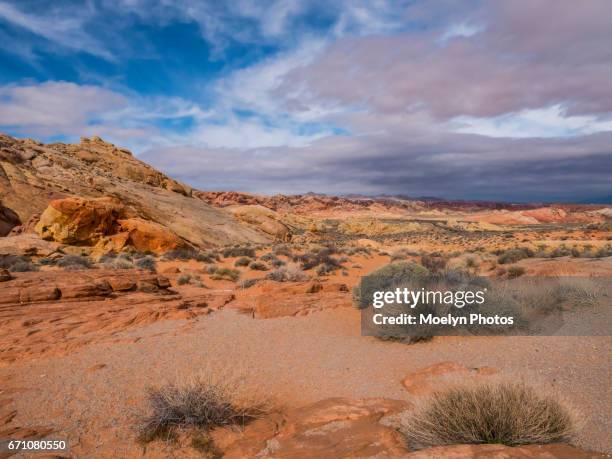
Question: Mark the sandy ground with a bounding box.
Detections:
[1,305,610,458]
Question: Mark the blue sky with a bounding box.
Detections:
[1,0,611,202]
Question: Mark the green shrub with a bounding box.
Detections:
[249,261,268,271]
[353,262,429,310]
[507,265,525,278]
[498,247,533,264]
[177,274,192,285]
[234,257,252,267]
[210,267,240,281]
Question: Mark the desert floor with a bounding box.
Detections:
[1,254,611,458]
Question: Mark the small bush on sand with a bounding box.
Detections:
[507,265,525,278]
[400,382,575,449]
[210,267,240,281]
[136,255,157,272]
[57,254,94,270]
[550,245,571,258]
[498,247,533,264]
[222,246,256,258]
[249,261,268,271]
[293,246,340,271]
[138,371,269,443]
[234,257,252,267]
[177,274,192,285]
[266,264,309,282]
[271,258,285,268]
[420,253,448,273]
[272,244,293,257]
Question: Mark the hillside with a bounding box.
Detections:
[0,134,270,248]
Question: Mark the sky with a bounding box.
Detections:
[0,0,611,203]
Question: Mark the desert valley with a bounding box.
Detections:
[0,134,610,458]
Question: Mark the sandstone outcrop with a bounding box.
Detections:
[226,205,292,241]
[0,133,272,248]
[0,201,20,236]
[217,397,409,459]
[35,196,125,245]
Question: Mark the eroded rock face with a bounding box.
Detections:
[116,218,186,253]
[226,205,292,242]
[217,397,410,459]
[402,362,497,396]
[0,202,20,236]
[0,133,273,248]
[34,197,187,254]
[35,196,125,245]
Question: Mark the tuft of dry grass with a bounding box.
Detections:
[400,382,576,449]
[138,368,270,443]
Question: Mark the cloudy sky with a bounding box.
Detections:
[1,0,611,202]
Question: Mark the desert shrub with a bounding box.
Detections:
[238,278,258,289]
[341,270,349,276]
[550,245,571,258]
[498,247,533,264]
[0,255,38,272]
[420,253,448,273]
[195,252,218,263]
[163,247,200,260]
[337,255,350,264]
[57,254,94,270]
[272,244,293,257]
[234,257,252,267]
[38,257,57,266]
[249,261,268,271]
[271,258,285,268]
[98,251,118,264]
[294,247,341,271]
[507,265,525,278]
[390,249,417,262]
[210,267,240,281]
[353,262,429,310]
[400,382,575,448]
[266,263,309,282]
[222,246,256,258]
[465,256,479,269]
[205,264,217,275]
[347,246,371,256]
[594,244,612,258]
[138,372,268,443]
[259,253,276,262]
[177,274,192,285]
[136,255,157,272]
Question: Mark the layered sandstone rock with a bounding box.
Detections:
[226,205,292,241]
[217,397,409,459]
[0,201,20,236]
[0,133,272,248]
[35,196,125,245]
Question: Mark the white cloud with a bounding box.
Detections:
[439,22,483,43]
[0,1,113,59]
[452,104,612,138]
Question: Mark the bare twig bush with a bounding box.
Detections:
[266,263,309,282]
[138,368,270,443]
[400,382,576,449]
